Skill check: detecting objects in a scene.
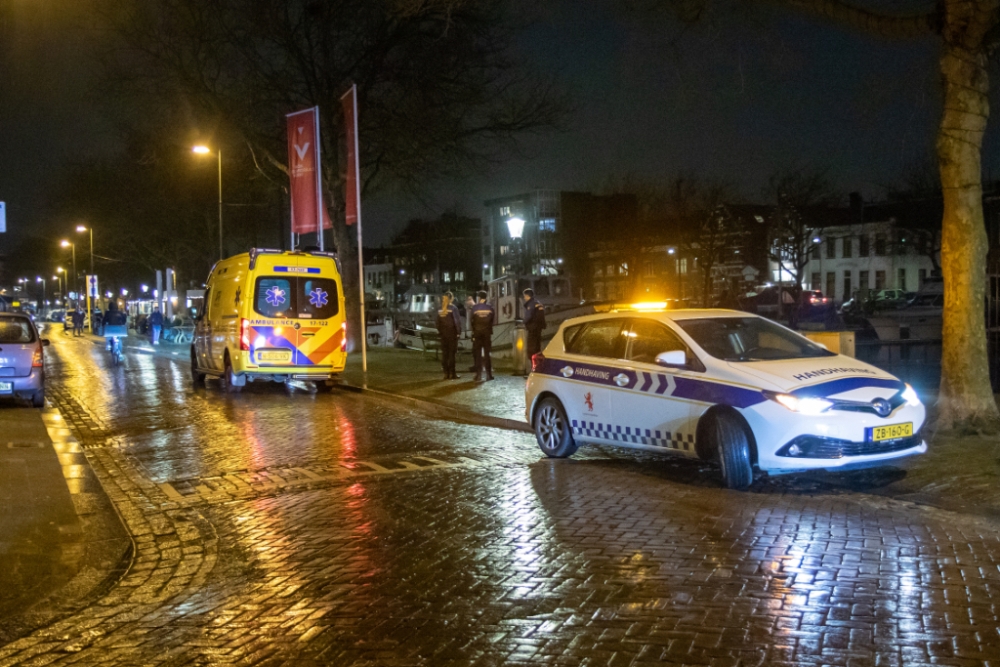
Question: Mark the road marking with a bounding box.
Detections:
[292,467,326,481]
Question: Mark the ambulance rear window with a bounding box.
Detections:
[253,276,339,319]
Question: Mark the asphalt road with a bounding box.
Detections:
[2,330,1000,666]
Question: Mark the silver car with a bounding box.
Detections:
[0,313,49,407]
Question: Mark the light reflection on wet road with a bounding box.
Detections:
[10,331,1000,666]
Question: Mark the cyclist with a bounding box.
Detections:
[103,302,128,364]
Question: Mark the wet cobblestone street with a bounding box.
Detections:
[4,332,1000,666]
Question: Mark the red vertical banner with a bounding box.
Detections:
[286,107,331,236]
[341,85,360,226]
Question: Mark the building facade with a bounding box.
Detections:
[386,213,481,304]
[802,219,938,303]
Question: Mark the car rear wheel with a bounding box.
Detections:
[534,397,578,458]
[31,390,44,408]
[710,412,753,490]
[190,348,205,387]
[220,356,242,394]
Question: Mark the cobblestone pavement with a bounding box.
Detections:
[5,333,1000,665]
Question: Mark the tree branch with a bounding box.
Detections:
[780,0,938,38]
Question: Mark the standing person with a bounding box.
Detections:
[72,307,84,337]
[470,290,496,382]
[149,307,164,345]
[436,292,462,380]
[522,288,546,360]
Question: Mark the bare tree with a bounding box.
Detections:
[763,169,838,327]
[98,0,567,346]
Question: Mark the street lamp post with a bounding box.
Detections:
[35,277,45,317]
[56,268,65,307]
[193,146,223,260]
[60,240,76,301]
[77,225,94,276]
[506,217,526,276]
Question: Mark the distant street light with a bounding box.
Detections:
[193,145,224,260]
[35,276,45,315]
[60,240,77,298]
[77,225,94,277]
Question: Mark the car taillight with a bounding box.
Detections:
[32,346,43,368]
[239,318,251,351]
[531,353,545,373]
[340,322,348,351]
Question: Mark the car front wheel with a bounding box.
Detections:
[534,397,578,458]
[711,411,753,490]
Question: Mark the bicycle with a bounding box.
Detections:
[107,335,123,366]
[103,323,128,366]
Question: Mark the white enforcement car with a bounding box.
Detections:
[524,306,926,489]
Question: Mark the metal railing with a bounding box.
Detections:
[855,338,941,393]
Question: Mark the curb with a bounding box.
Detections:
[330,381,533,434]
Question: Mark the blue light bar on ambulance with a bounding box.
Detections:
[274,266,321,274]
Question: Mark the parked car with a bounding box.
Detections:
[525,306,926,489]
[0,312,49,407]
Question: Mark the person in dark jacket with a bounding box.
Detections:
[470,290,496,382]
[71,307,84,337]
[522,288,546,360]
[436,292,463,379]
[149,307,164,345]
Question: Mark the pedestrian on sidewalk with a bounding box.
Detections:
[470,290,495,382]
[149,307,163,346]
[436,291,462,380]
[71,307,84,337]
[522,288,546,360]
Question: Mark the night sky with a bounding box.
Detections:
[0,0,983,249]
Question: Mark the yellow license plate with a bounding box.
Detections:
[258,351,291,362]
[869,422,913,442]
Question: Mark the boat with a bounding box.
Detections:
[865,277,943,341]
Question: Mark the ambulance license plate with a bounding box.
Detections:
[0,382,12,393]
[867,422,913,442]
[258,350,291,363]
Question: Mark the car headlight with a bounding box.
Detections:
[901,383,921,407]
[764,391,833,415]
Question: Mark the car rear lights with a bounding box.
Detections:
[32,345,43,368]
[340,322,348,351]
[239,319,251,351]
[531,353,545,373]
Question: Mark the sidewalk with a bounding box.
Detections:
[0,405,131,642]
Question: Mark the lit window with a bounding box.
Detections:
[539,218,556,232]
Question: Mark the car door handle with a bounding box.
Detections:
[614,373,630,387]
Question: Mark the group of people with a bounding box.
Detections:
[64,303,164,344]
[435,288,545,382]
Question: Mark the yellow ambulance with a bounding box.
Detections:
[191,248,347,392]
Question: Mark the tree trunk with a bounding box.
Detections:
[331,216,364,351]
[936,32,1000,429]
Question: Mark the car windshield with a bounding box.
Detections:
[0,317,36,343]
[676,316,835,362]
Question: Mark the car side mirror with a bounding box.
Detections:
[41,339,50,347]
[655,350,687,368]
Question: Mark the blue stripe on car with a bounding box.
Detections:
[790,377,904,398]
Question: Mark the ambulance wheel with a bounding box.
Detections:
[534,397,578,458]
[711,412,753,490]
[221,356,242,394]
[190,348,205,387]
[314,381,334,393]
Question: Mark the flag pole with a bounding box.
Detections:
[349,85,366,373]
[314,106,324,252]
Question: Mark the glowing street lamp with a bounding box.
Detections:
[76,224,94,277]
[505,217,525,240]
[60,240,77,298]
[192,145,224,260]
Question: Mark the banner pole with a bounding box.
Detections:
[314,106,324,252]
[351,85,367,373]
